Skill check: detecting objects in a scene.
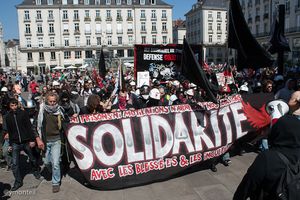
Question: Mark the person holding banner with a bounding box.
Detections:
[37,92,64,193]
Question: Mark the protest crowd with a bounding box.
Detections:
[0,62,300,199]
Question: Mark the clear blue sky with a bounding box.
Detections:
[0,0,195,41]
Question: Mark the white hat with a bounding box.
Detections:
[172,80,180,87]
[186,89,194,96]
[1,87,8,92]
[239,85,249,92]
[189,83,197,88]
[52,80,60,86]
[149,88,161,100]
[129,81,136,86]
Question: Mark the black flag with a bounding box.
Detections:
[268,15,290,54]
[98,48,106,78]
[228,0,273,69]
[181,38,218,103]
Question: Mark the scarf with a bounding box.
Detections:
[44,104,61,115]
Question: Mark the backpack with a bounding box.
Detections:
[275,151,300,200]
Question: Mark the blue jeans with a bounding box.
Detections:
[2,139,12,167]
[44,140,61,186]
[12,143,38,184]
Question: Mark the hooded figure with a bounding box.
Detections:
[233,114,300,200]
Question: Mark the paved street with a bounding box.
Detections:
[0,152,256,200]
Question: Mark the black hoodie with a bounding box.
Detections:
[5,108,35,146]
[233,114,300,200]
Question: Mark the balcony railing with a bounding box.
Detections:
[140,17,146,21]
[95,17,101,21]
[84,17,91,21]
[106,16,112,21]
[127,16,133,21]
[116,16,123,21]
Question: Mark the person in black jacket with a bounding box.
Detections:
[5,98,41,191]
[233,114,300,200]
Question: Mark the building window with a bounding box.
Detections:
[26,38,31,47]
[151,0,156,5]
[217,35,221,42]
[141,10,146,18]
[64,51,71,59]
[63,10,68,19]
[84,0,90,5]
[208,11,213,19]
[141,22,146,31]
[95,0,100,5]
[117,10,122,19]
[85,10,90,18]
[217,23,221,31]
[95,24,101,33]
[162,22,167,31]
[162,10,167,19]
[141,36,146,44]
[106,10,111,18]
[285,0,290,14]
[208,23,213,31]
[116,0,121,5]
[107,35,112,45]
[27,53,33,61]
[128,35,133,44]
[152,35,157,44]
[97,37,101,45]
[36,0,41,5]
[217,12,221,19]
[127,0,132,5]
[85,50,93,58]
[38,37,43,47]
[163,36,167,44]
[74,23,79,32]
[73,0,78,4]
[50,37,55,47]
[63,23,69,33]
[209,35,212,43]
[48,10,54,19]
[106,24,112,33]
[64,38,69,46]
[96,10,100,18]
[86,36,91,46]
[127,10,132,19]
[39,52,44,60]
[37,24,43,33]
[128,23,133,32]
[75,51,82,59]
[140,0,145,5]
[152,22,157,32]
[118,36,122,45]
[106,0,111,5]
[24,10,30,20]
[117,23,123,34]
[48,0,53,5]
[51,52,56,60]
[63,0,68,5]
[151,10,156,19]
[74,10,79,20]
[75,36,80,46]
[83,24,90,35]
[37,10,42,20]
